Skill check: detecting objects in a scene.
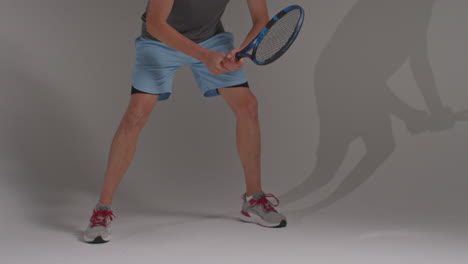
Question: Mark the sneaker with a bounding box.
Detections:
[83,204,115,244]
[240,192,287,228]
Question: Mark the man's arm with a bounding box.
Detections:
[146,0,229,75]
[223,0,269,68]
[240,0,270,49]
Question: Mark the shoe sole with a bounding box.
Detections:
[83,235,110,244]
[239,211,287,228]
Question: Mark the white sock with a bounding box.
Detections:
[96,202,112,211]
[246,195,253,202]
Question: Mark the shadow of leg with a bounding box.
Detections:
[295,118,395,216]
[279,133,352,205]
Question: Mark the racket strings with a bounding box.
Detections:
[255,9,302,63]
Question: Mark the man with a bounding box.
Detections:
[83,0,287,244]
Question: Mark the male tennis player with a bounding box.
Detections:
[83,0,287,243]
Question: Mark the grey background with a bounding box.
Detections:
[1,0,467,263]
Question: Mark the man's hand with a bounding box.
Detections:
[204,49,245,75]
[222,48,245,72]
[204,51,231,75]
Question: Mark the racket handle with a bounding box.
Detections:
[235,52,243,61]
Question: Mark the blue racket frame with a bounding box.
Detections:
[235,5,305,65]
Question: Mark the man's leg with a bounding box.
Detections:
[84,93,158,243]
[218,86,287,227]
[99,93,159,205]
[218,87,261,196]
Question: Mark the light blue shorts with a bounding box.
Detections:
[131,32,249,101]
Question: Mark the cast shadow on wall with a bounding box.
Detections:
[280,0,467,214]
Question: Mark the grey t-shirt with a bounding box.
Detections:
[141,0,230,43]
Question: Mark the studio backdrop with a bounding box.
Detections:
[1,0,467,257]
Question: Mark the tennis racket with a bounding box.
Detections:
[235,5,305,65]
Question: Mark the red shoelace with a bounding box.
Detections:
[249,193,280,212]
[90,209,115,227]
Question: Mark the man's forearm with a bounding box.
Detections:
[239,22,269,50]
[147,22,212,63]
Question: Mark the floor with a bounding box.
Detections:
[2,186,467,264]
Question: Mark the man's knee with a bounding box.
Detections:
[123,105,152,128]
[232,95,259,120]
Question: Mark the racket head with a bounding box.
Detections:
[249,5,305,65]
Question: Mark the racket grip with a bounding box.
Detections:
[235,52,243,61]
